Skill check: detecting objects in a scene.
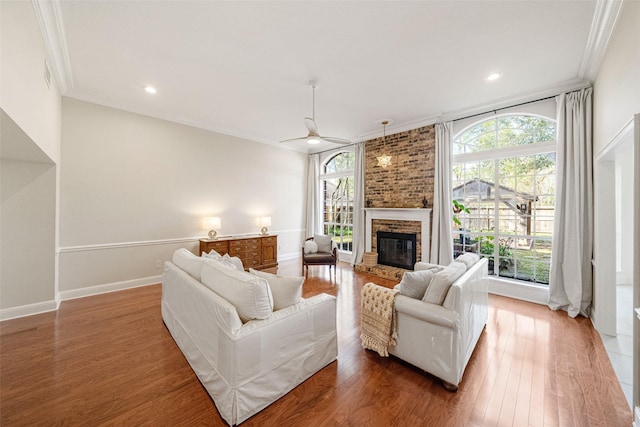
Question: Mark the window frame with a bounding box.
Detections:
[451,113,556,285]
[319,150,355,253]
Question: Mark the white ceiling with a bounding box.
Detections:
[37,1,617,153]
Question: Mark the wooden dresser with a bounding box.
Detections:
[199,235,278,271]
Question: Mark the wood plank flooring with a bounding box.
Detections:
[0,259,631,426]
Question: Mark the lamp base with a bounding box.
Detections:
[208,230,218,240]
[260,227,269,235]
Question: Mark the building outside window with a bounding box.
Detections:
[452,114,556,285]
[321,151,355,252]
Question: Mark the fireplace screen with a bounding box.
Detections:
[377,231,417,270]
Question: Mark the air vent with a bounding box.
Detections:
[43,59,51,89]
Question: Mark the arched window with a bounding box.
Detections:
[320,151,354,252]
[452,114,556,285]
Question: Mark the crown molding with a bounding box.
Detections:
[578,0,625,82]
[32,0,74,93]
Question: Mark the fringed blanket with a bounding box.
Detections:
[360,282,400,357]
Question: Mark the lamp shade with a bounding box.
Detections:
[202,217,221,231]
[258,216,272,227]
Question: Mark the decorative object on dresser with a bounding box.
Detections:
[257,216,272,235]
[200,235,278,271]
[202,216,221,240]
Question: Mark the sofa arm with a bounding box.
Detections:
[394,295,458,329]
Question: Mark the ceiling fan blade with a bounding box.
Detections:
[304,117,318,134]
[278,136,307,144]
[320,136,352,145]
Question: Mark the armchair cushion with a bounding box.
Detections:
[173,248,205,281]
[314,234,333,253]
[249,268,304,310]
[398,269,435,299]
[423,261,466,305]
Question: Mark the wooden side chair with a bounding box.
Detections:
[301,236,337,275]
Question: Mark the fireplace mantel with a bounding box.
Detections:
[363,208,432,263]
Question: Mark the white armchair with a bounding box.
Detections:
[390,257,489,391]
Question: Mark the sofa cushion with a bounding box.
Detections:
[249,269,304,310]
[304,240,319,254]
[423,261,467,305]
[173,248,205,281]
[455,252,480,269]
[398,269,435,300]
[201,259,274,323]
[314,234,333,253]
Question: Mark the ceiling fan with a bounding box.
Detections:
[280,80,352,146]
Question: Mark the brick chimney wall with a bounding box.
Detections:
[364,125,436,208]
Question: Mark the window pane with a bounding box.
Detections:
[452,114,556,285]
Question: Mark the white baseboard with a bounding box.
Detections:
[487,277,549,305]
[58,275,161,301]
[0,300,58,322]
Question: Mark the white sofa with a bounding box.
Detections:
[390,256,488,391]
[162,249,338,425]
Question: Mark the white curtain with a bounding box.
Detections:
[430,122,454,265]
[351,142,366,265]
[305,154,321,238]
[548,88,593,318]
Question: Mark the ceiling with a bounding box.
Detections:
[36,1,618,153]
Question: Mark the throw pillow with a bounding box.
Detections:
[201,259,274,323]
[204,249,222,259]
[422,261,467,305]
[314,234,332,253]
[172,248,205,281]
[398,269,435,300]
[249,268,304,310]
[222,253,244,271]
[304,240,319,254]
[455,253,480,269]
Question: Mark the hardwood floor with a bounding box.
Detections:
[0,259,631,426]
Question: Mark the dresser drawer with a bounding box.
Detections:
[200,240,229,256]
[230,239,261,252]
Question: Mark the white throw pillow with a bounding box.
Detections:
[422,261,467,305]
[172,248,205,281]
[249,268,304,310]
[314,234,332,253]
[398,269,435,300]
[304,240,319,254]
[455,252,480,269]
[203,249,222,259]
[201,259,274,323]
[222,253,244,271]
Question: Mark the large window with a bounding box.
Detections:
[452,115,556,285]
[321,151,354,251]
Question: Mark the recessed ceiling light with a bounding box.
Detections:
[486,73,503,82]
[144,86,157,94]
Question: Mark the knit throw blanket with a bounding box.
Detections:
[360,282,400,357]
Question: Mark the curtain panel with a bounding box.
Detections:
[351,142,366,265]
[305,154,321,238]
[431,122,454,265]
[548,87,593,318]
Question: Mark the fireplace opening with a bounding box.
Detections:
[377,231,417,270]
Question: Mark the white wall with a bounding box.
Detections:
[593,1,640,155]
[59,98,308,293]
[616,152,634,284]
[0,0,61,163]
[0,1,61,318]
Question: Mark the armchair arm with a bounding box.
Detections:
[394,295,458,329]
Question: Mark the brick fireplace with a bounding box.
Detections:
[356,124,436,281]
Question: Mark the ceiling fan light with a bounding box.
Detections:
[307,136,321,145]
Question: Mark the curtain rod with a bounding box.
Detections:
[310,93,560,156]
[450,95,557,123]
